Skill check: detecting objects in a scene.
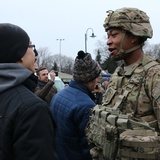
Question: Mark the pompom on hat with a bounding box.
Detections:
[73,50,101,83]
[0,23,30,63]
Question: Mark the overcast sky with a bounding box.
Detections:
[1,0,159,59]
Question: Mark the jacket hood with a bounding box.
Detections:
[0,63,32,94]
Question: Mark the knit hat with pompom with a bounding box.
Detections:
[73,50,101,83]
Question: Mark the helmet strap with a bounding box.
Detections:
[112,31,126,59]
[124,44,142,54]
[113,31,142,60]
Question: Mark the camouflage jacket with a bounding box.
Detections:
[103,54,160,131]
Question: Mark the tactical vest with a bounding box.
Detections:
[86,55,160,160]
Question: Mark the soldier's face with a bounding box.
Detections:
[106,28,134,60]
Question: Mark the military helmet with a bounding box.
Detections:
[103,7,153,38]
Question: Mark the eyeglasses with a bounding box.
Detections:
[29,44,38,56]
[29,44,35,49]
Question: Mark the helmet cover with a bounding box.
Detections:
[103,7,153,38]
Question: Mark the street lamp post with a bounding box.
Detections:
[85,28,96,53]
[56,38,65,72]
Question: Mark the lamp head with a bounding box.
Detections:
[90,33,96,38]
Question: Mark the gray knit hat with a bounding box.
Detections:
[73,50,101,83]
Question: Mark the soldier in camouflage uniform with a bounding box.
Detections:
[86,7,160,160]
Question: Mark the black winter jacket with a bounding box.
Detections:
[0,64,57,160]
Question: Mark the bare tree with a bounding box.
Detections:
[61,55,74,74]
[37,47,53,68]
[94,36,109,62]
[51,54,74,74]
[36,47,74,72]
[143,42,160,59]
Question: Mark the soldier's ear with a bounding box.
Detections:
[131,36,139,44]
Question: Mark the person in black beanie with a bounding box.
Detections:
[0,23,57,160]
[50,50,101,160]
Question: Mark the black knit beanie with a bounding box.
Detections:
[73,50,101,83]
[0,23,30,63]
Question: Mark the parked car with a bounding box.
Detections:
[101,70,112,82]
[54,76,65,91]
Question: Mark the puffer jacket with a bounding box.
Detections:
[50,80,96,160]
[0,63,57,160]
